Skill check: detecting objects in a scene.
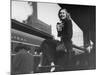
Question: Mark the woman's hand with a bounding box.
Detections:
[56,22,63,31]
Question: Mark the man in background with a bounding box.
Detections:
[11,44,34,75]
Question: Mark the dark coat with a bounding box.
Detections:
[57,19,73,41]
[57,19,73,64]
[12,50,34,74]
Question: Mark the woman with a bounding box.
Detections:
[56,8,73,65]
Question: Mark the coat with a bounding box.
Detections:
[12,50,34,74]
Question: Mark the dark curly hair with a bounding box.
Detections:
[14,43,30,52]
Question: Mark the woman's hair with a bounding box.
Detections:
[14,43,30,52]
[58,8,71,20]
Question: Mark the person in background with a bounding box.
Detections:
[56,8,73,66]
[11,44,34,75]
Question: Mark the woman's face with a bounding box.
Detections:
[59,9,69,20]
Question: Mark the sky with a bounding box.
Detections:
[12,1,83,46]
[12,1,33,21]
